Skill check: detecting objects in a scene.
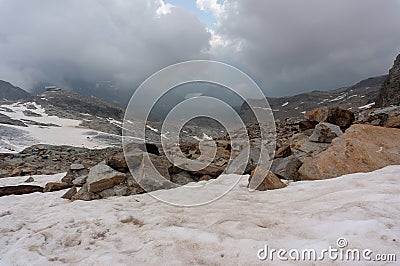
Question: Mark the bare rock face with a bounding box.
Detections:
[248,169,287,191]
[305,106,355,129]
[299,124,400,180]
[309,122,343,143]
[376,54,400,107]
[357,106,400,128]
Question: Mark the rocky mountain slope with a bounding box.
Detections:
[376,54,400,107]
[0,80,30,101]
[241,75,386,122]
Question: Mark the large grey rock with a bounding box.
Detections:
[290,133,330,162]
[170,171,196,185]
[309,122,343,143]
[86,163,126,193]
[271,155,303,181]
[137,154,173,191]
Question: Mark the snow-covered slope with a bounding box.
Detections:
[0,101,120,152]
[0,166,399,265]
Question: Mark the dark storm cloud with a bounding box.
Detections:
[0,0,210,90]
[216,0,400,96]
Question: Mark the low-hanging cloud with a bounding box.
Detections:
[0,0,211,90]
[216,0,400,96]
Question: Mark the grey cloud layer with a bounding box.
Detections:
[0,0,399,97]
[0,0,210,89]
[217,0,400,95]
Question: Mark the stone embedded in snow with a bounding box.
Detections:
[309,122,343,143]
[305,106,355,129]
[24,177,34,183]
[43,182,72,192]
[0,185,43,197]
[61,186,77,200]
[248,169,287,191]
[86,163,126,193]
[299,124,400,180]
[70,164,85,171]
[170,171,196,186]
[137,154,172,191]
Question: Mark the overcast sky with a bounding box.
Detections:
[0,0,399,97]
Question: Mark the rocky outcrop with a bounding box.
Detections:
[305,107,355,129]
[299,124,400,180]
[357,106,400,128]
[0,80,30,100]
[376,54,400,107]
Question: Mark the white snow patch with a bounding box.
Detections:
[358,102,376,110]
[329,93,347,102]
[146,125,159,133]
[281,102,289,107]
[0,166,399,264]
[0,102,113,151]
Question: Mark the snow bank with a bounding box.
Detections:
[0,102,113,151]
[0,166,399,265]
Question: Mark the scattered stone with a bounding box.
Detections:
[271,155,303,181]
[106,151,128,172]
[170,171,195,185]
[274,143,292,158]
[299,120,318,131]
[61,186,77,200]
[299,124,400,180]
[86,163,126,193]
[248,169,287,191]
[11,168,22,177]
[24,176,34,183]
[72,175,87,186]
[0,185,43,197]
[309,122,343,143]
[199,175,213,181]
[70,164,85,171]
[43,182,72,192]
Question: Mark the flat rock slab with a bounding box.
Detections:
[0,185,43,197]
